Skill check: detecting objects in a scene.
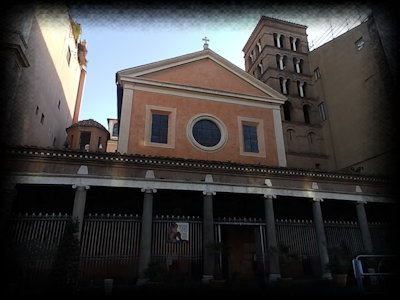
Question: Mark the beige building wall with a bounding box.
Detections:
[106,118,119,152]
[5,6,85,148]
[116,50,287,167]
[309,17,394,175]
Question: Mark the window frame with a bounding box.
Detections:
[144,105,176,149]
[314,68,321,80]
[355,37,365,50]
[242,124,259,153]
[318,102,327,121]
[187,114,227,152]
[112,122,119,138]
[150,114,169,144]
[237,116,266,157]
[66,46,71,66]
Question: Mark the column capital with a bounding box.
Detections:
[2,181,17,197]
[312,197,323,202]
[72,184,90,190]
[203,191,216,196]
[141,188,157,194]
[264,194,276,199]
[357,200,367,205]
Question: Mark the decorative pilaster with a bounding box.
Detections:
[312,198,332,279]
[356,201,374,254]
[137,188,156,284]
[264,194,281,282]
[72,184,89,240]
[117,86,134,154]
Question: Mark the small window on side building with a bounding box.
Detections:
[355,37,365,50]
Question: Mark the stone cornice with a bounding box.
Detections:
[4,146,391,184]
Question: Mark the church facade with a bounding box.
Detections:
[3,14,397,293]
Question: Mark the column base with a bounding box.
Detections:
[136,278,149,286]
[202,274,214,283]
[268,273,282,283]
[322,272,332,280]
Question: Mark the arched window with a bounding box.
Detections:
[308,132,316,144]
[290,37,299,51]
[112,122,119,137]
[274,33,284,48]
[295,39,300,52]
[297,81,305,98]
[280,77,288,95]
[257,40,262,54]
[303,105,311,124]
[258,63,263,76]
[279,35,285,49]
[276,54,281,69]
[287,129,295,141]
[283,101,292,121]
[276,54,287,70]
[293,58,302,73]
[273,33,278,47]
[247,56,252,68]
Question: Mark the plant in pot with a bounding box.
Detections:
[279,243,303,279]
[205,241,230,283]
[328,244,351,287]
[144,261,168,284]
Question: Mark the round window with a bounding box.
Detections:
[187,115,227,151]
[193,119,221,147]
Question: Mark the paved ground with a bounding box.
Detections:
[5,278,396,298]
[76,278,396,298]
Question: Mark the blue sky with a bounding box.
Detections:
[71,5,370,129]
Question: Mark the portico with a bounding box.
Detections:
[4,146,396,284]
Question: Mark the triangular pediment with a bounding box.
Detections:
[117,49,286,102]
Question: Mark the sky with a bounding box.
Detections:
[71,4,371,129]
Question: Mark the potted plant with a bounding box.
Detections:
[328,244,350,287]
[279,243,303,279]
[143,261,168,284]
[205,241,230,284]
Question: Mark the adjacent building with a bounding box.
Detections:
[106,118,119,152]
[1,5,87,148]
[309,15,395,176]
[242,14,396,177]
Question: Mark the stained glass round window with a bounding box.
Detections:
[192,119,221,147]
[187,115,227,151]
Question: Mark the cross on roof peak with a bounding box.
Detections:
[202,36,209,50]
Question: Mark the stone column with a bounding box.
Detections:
[202,191,215,283]
[295,59,301,73]
[277,34,281,48]
[264,195,281,282]
[72,185,89,240]
[312,198,332,279]
[279,56,284,70]
[356,201,374,254]
[299,82,305,97]
[137,188,155,284]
